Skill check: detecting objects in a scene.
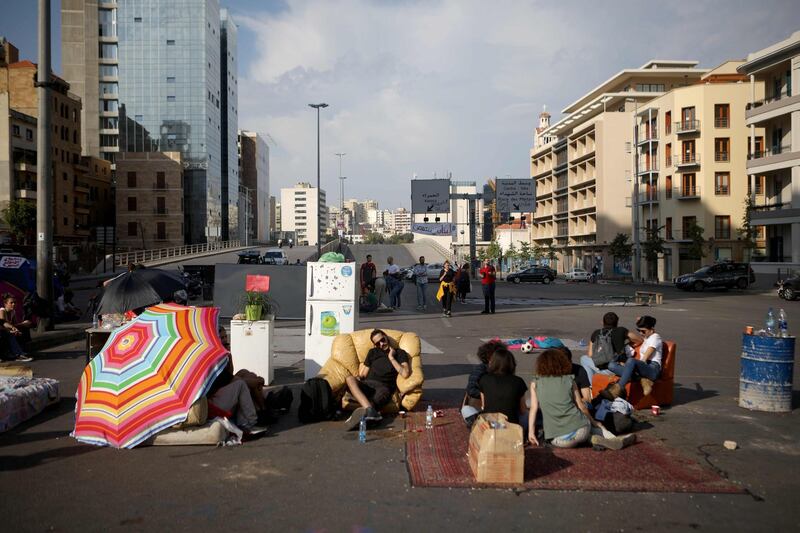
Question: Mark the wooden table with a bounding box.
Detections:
[85,327,113,363]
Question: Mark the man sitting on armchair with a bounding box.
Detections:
[344,328,411,430]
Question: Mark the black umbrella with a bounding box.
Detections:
[97,268,187,314]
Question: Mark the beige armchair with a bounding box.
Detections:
[317,329,424,413]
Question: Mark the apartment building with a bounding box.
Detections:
[280,182,327,246]
[0,101,37,237]
[238,131,270,242]
[738,31,800,281]
[634,61,765,280]
[0,53,88,244]
[392,207,412,234]
[115,151,185,249]
[530,60,709,275]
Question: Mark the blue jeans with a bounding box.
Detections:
[580,355,601,385]
[416,282,427,308]
[609,357,661,387]
[389,278,403,308]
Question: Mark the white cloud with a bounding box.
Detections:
[233,0,800,209]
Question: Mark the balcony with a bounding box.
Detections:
[637,161,659,175]
[14,188,36,200]
[714,152,730,162]
[74,202,90,214]
[714,117,729,128]
[674,154,701,168]
[750,201,800,226]
[153,207,169,215]
[74,180,90,193]
[675,186,701,199]
[638,191,659,204]
[555,177,569,191]
[745,92,800,125]
[674,120,700,134]
[637,129,659,144]
[13,160,36,173]
[747,143,799,172]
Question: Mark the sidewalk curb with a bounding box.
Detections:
[28,328,86,353]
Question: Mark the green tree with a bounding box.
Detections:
[505,243,518,271]
[532,243,545,263]
[363,232,385,244]
[546,240,557,261]
[387,233,414,244]
[485,240,502,262]
[608,233,633,261]
[518,241,532,265]
[686,222,706,260]
[737,194,756,261]
[2,200,36,245]
[641,226,665,262]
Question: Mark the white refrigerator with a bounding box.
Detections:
[304,261,359,378]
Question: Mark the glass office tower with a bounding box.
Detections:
[220,8,238,241]
[113,0,235,243]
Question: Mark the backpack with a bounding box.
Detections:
[592,328,617,367]
[298,377,336,423]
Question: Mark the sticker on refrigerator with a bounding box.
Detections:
[342,304,352,316]
[320,310,340,336]
[340,265,353,277]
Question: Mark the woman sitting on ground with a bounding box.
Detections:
[0,294,33,362]
[461,339,506,426]
[479,347,528,431]
[528,348,601,448]
[608,315,663,396]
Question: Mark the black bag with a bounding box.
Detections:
[265,386,294,412]
[298,377,336,423]
[592,328,617,367]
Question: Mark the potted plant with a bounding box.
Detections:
[242,291,272,321]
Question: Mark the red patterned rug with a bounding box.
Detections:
[406,408,744,493]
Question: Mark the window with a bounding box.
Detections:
[63,172,68,181]
[714,104,729,128]
[166,96,176,102]
[100,82,118,95]
[127,197,137,211]
[156,197,166,214]
[715,138,730,161]
[166,40,175,46]
[99,43,117,59]
[25,128,33,141]
[715,172,730,195]
[157,222,166,240]
[166,76,176,83]
[681,140,696,164]
[134,17,142,22]
[665,143,671,167]
[127,172,136,187]
[128,222,138,236]
[63,195,68,203]
[715,216,731,239]
[12,125,20,137]
[664,111,671,134]
[680,107,695,129]
[99,65,118,78]
[100,99,118,112]
[63,217,68,226]
[100,117,118,129]
[753,175,765,195]
[635,83,665,92]
[682,216,697,239]
[156,172,166,189]
[99,134,117,147]
[665,217,673,240]
[753,136,764,158]
[681,174,697,197]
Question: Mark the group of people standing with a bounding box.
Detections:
[359,255,498,317]
[461,311,663,449]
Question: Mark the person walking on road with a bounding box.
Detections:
[437,260,456,317]
[455,263,471,303]
[479,259,497,314]
[412,256,428,310]
[360,254,377,294]
[385,256,404,309]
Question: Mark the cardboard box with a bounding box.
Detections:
[467,413,524,484]
[0,363,33,378]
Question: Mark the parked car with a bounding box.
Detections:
[426,263,445,281]
[507,266,556,284]
[237,250,261,264]
[777,274,800,301]
[673,262,755,291]
[565,268,590,282]
[262,248,289,265]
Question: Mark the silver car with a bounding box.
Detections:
[565,268,590,282]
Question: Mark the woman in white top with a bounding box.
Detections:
[608,315,663,396]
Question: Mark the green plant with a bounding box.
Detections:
[2,199,36,245]
[241,291,273,319]
[686,222,706,260]
[738,194,756,260]
[608,233,633,261]
[641,226,665,262]
[518,241,532,264]
[485,240,502,261]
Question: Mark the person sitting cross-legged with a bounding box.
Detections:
[343,328,411,430]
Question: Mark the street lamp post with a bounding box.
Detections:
[309,103,328,259]
[627,97,641,281]
[335,152,346,240]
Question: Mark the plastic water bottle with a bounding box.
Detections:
[358,416,366,443]
[579,339,587,347]
[92,314,98,329]
[765,307,776,336]
[778,308,788,338]
[425,405,434,429]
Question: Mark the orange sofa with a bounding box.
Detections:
[591,340,676,410]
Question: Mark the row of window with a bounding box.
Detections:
[11,125,34,141]
[660,216,736,240]
[126,221,176,240]
[126,196,179,212]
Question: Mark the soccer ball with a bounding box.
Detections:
[520,341,533,353]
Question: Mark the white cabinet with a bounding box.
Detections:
[230,319,273,385]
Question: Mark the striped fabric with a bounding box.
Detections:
[72,303,228,449]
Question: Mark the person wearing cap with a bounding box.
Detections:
[608,315,663,396]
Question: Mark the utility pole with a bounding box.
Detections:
[335,152,346,239]
[308,103,328,258]
[35,0,53,331]
[628,97,641,282]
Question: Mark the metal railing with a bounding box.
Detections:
[747,89,793,110]
[639,191,659,203]
[638,129,659,142]
[752,201,788,212]
[674,120,700,134]
[714,117,729,128]
[715,152,729,162]
[638,161,659,174]
[715,185,730,195]
[153,207,169,215]
[674,154,701,166]
[114,239,243,267]
[749,143,793,160]
[675,186,701,199]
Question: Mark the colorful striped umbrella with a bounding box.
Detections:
[72,303,229,448]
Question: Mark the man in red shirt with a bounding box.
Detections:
[479,258,496,314]
[360,255,377,294]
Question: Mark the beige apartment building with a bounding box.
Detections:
[530,61,709,275]
[738,31,800,284]
[115,152,184,249]
[635,61,765,280]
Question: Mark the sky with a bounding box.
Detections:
[2,0,800,210]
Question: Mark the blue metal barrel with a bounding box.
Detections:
[739,334,795,412]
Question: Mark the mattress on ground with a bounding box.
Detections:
[0,376,60,432]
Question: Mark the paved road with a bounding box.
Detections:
[2,282,798,530]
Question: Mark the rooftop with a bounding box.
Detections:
[738,31,800,75]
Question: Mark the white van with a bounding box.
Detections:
[262,248,289,265]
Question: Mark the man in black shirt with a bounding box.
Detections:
[579,312,642,385]
[343,329,411,430]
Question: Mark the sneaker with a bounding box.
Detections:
[15,354,33,363]
[480,310,489,314]
[245,425,269,436]
[343,407,367,431]
[590,433,636,451]
[640,378,654,397]
[364,407,382,422]
[446,310,451,317]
